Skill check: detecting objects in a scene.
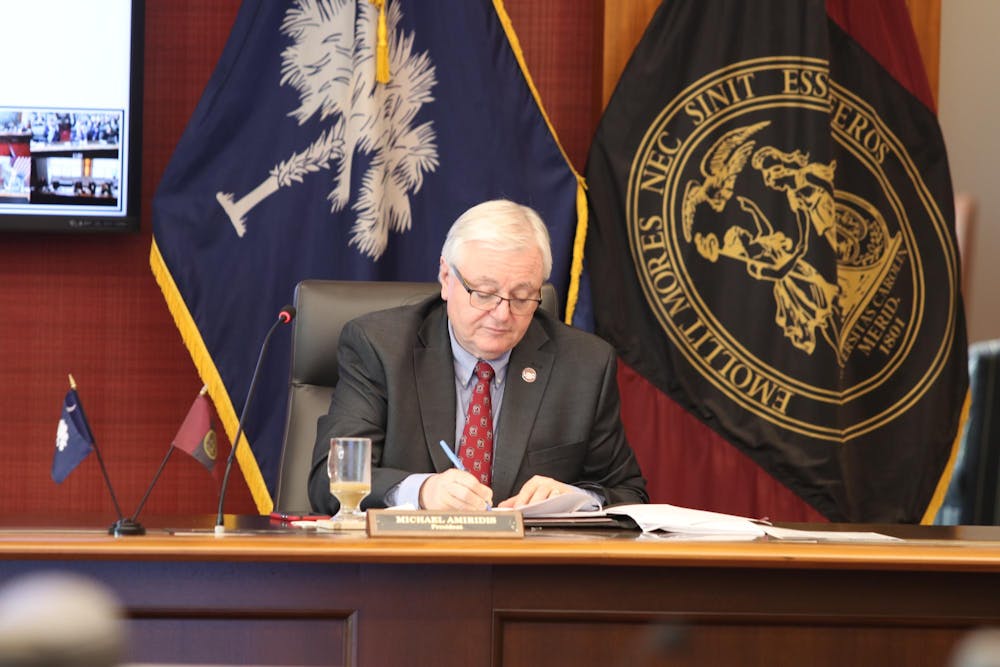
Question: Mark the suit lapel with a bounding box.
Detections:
[414,304,459,473]
[492,320,553,501]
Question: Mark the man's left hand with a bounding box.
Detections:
[497,475,579,508]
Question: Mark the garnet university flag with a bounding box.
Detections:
[151,0,582,512]
[171,392,218,473]
[585,0,967,522]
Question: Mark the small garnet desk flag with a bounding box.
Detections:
[171,387,218,472]
[130,387,219,523]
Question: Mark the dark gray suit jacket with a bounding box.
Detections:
[308,297,648,513]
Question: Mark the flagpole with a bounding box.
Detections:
[129,447,174,523]
[129,385,211,522]
[69,375,145,536]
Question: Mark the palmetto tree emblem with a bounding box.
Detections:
[215,0,439,260]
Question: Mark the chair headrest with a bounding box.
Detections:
[289,279,559,387]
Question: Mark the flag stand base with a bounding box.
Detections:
[109,518,146,536]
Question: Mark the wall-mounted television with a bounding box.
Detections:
[0,0,143,232]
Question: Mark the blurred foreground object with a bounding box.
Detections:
[0,572,124,667]
[951,628,1000,667]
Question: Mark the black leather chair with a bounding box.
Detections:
[936,339,1000,525]
[273,279,560,513]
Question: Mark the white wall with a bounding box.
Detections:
[940,0,1000,343]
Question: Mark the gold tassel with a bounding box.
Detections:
[370,0,390,83]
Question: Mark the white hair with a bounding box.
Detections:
[441,199,552,279]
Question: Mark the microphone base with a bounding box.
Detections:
[109,518,146,536]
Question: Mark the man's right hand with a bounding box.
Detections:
[419,469,493,510]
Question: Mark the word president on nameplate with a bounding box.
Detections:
[308,199,648,513]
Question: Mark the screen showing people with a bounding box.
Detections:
[0,0,137,229]
[0,110,123,206]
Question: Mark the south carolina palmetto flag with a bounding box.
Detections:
[52,388,95,483]
[151,0,583,512]
[584,0,967,522]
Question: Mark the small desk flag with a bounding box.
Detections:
[171,392,218,473]
[52,388,95,483]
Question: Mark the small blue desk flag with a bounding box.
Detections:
[52,388,95,483]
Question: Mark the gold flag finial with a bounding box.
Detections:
[68,374,77,390]
[370,0,390,83]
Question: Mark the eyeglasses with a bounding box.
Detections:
[450,265,542,316]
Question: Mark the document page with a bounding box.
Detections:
[605,504,767,536]
[494,491,595,517]
[760,526,901,542]
[603,505,899,541]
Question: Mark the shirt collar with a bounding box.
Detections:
[447,319,510,387]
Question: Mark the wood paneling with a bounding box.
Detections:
[906,0,941,101]
[600,1,942,107]
[129,616,353,666]
[600,0,661,109]
[4,522,1000,666]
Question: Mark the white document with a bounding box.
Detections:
[605,504,767,536]
[760,525,901,542]
[605,505,899,541]
[494,491,595,517]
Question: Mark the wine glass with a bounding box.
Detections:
[328,437,372,526]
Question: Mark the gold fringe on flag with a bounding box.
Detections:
[150,240,274,514]
[920,389,971,524]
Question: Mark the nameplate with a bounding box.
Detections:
[366,510,524,538]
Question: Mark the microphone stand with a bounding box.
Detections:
[128,447,176,529]
[215,307,295,535]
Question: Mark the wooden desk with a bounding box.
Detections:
[1,517,999,666]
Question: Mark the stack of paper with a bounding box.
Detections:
[602,505,900,541]
[605,504,767,536]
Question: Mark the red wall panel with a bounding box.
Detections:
[0,0,600,516]
[0,1,255,517]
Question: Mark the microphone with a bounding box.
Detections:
[215,305,296,534]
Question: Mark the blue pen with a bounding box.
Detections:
[439,440,491,509]
[438,439,466,471]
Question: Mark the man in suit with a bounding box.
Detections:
[308,199,648,512]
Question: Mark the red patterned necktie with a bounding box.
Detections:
[460,361,495,486]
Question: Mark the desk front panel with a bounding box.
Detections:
[2,521,1000,665]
